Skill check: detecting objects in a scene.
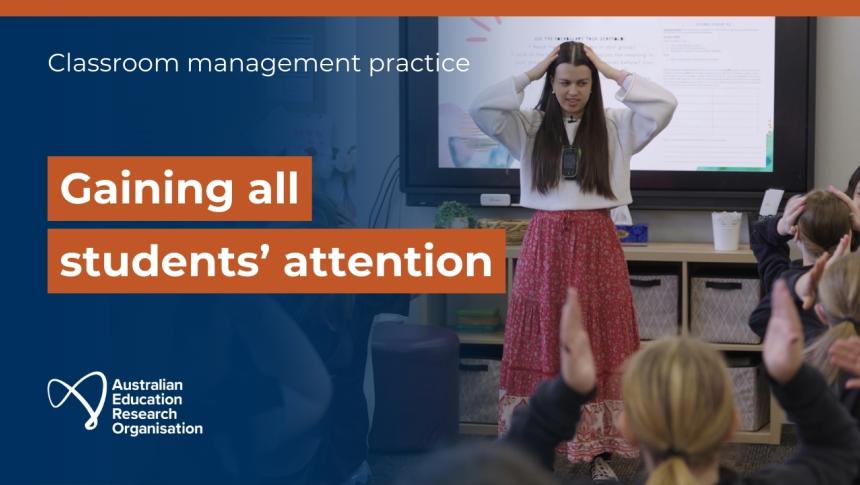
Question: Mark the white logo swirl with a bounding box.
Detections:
[47,371,107,430]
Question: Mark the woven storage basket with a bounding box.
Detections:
[477,218,530,245]
[459,358,501,424]
[630,274,679,339]
[728,366,769,431]
[690,277,761,344]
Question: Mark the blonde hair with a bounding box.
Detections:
[796,190,853,257]
[804,253,860,385]
[622,338,735,485]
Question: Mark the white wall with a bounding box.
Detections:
[814,17,860,191]
[360,18,860,243]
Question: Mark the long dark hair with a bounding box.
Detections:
[531,41,613,198]
[847,165,860,199]
[845,165,860,251]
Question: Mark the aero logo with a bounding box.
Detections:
[47,371,108,430]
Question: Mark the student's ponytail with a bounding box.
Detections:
[804,253,860,385]
[805,321,858,385]
[623,338,735,485]
[646,455,697,485]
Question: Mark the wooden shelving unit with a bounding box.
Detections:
[450,242,782,445]
[458,330,504,346]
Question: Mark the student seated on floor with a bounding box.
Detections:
[748,189,854,342]
[799,252,860,485]
[401,282,860,485]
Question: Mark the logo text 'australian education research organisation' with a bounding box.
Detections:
[47,371,203,437]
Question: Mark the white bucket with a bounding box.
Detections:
[712,212,742,251]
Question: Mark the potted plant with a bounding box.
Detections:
[435,201,475,228]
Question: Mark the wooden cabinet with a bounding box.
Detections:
[439,242,782,445]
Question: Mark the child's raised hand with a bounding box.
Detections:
[796,250,831,311]
[559,287,596,394]
[763,279,805,384]
[777,194,806,237]
[829,185,860,233]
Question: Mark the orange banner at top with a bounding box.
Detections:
[1,1,857,15]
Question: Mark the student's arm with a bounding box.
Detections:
[755,195,808,290]
[751,215,793,293]
[502,288,597,470]
[793,235,850,310]
[749,275,827,342]
[503,377,593,470]
[747,201,802,338]
[745,365,860,485]
[747,294,773,339]
[748,281,860,485]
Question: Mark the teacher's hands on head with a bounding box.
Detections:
[527,46,560,82]
[582,45,624,84]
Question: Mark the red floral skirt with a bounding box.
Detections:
[499,209,639,461]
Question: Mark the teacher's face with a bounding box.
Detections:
[552,63,592,119]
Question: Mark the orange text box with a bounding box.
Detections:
[47,156,312,221]
[47,228,507,293]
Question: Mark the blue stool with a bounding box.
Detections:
[369,323,459,452]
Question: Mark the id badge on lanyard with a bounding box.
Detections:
[562,146,579,180]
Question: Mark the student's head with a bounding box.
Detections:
[532,42,612,198]
[398,442,556,485]
[805,253,860,385]
[847,165,860,207]
[795,190,853,259]
[619,337,736,485]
